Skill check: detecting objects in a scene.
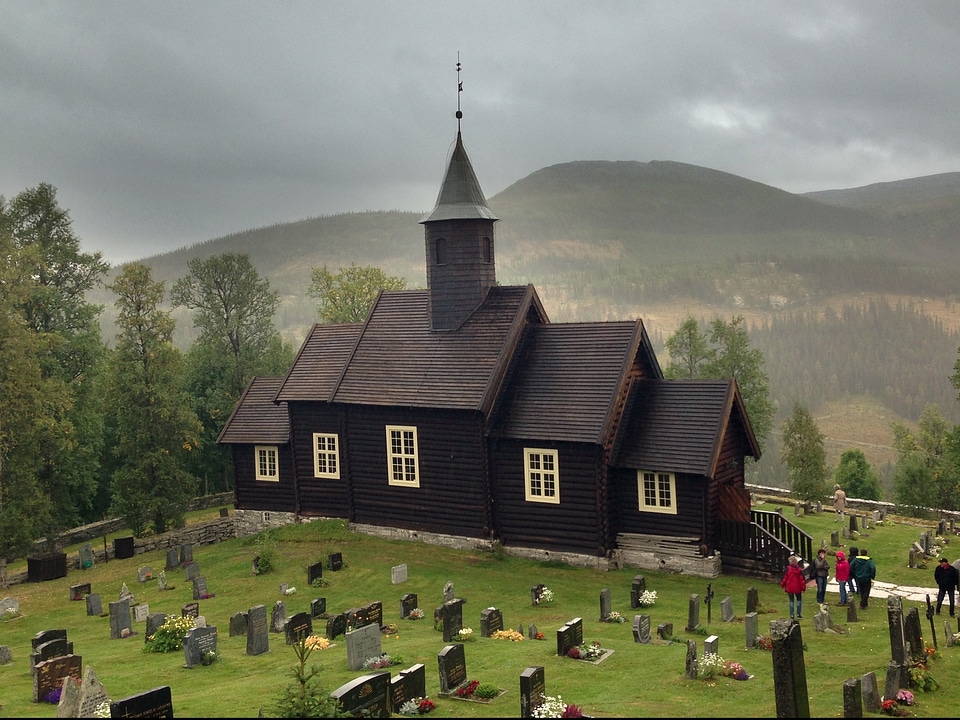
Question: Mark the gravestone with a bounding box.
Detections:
[556,617,583,656]
[391,564,408,584]
[861,671,881,712]
[311,597,327,618]
[437,643,467,696]
[185,562,201,581]
[389,663,426,715]
[285,611,313,645]
[528,623,539,639]
[0,597,20,615]
[346,622,382,671]
[70,583,91,601]
[132,603,150,623]
[181,602,199,620]
[79,543,95,570]
[480,607,504,637]
[847,601,859,623]
[745,612,758,648]
[246,604,269,656]
[33,629,67,650]
[686,594,701,631]
[440,598,465,642]
[328,552,343,571]
[195,615,207,628]
[31,637,73,675]
[157,570,170,591]
[704,634,719,655]
[57,671,83,717]
[229,611,248,637]
[118,583,134,603]
[179,543,193,564]
[192,576,209,600]
[401,594,418,620]
[252,556,260,575]
[219,507,229,518]
[684,640,697,680]
[830,530,839,547]
[347,601,384,632]
[657,622,674,641]
[849,514,859,533]
[599,588,612,621]
[519,666,546,719]
[909,548,917,568]
[884,660,906,701]
[770,618,810,718]
[146,612,167,642]
[113,536,135,560]
[109,599,132,639]
[329,671,390,718]
[279,583,289,596]
[903,606,925,663]
[33,654,81,703]
[307,561,323,586]
[842,677,862,718]
[165,548,179,570]
[886,596,908,667]
[137,566,153,583]
[110,686,173,719]
[0,645,12,665]
[531,583,545,606]
[326,613,347,640]
[86,593,103,617]
[443,581,455,603]
[271,600,286,633]
[630,575,646,609]
[721,596,735,623]
[633,614,651,644]
[183,624,218,668]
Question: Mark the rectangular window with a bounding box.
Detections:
[638,470,677,514]
[255,445,279,482]
[524,448,560,504]
[313,433,340,479]
[386,426,420,487]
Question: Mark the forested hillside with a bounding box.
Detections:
[92,162,960,487]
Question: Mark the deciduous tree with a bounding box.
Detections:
[307,263,406,323]
[834,449,881,501]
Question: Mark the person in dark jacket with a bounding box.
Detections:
[780,555,807,619]
[812,548,830,604]
[934,557,960,616]
[849,548,877,609]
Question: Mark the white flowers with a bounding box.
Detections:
[455,626,473,640]
[605,611,626,623]
[698,652,725,679]
[283,586,297,595]
[538,587,554,603]
[532,696,568,718]
[638,590,657,607]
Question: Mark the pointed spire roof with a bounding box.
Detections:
[420,131,498,223]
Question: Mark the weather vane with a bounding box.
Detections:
[456,53,463,129]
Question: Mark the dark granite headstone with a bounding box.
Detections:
[181,602,199,620]
[113,536,135,560]
[745,612,759,648]
[531,583,545,606]
[285,611,313,645]
[184,562,201,581]
[480,607,504,637]
[330,672,390,718]
[30,637,73,676]
[903,606,925,663]
[109,599,132,639]
[519,665,546,719]
[437,643,467,696]
[246,604,269,656]
[843,677,862,718]
[599,588,612,621]
[685,640,698,679]
[326,613,347,641]
[70,582,91,601]
[110,686,174,719]
[308,562,323,586]
[346,622,382,671]
[229,611,248,637]
[657,622,674,641]
[192,576,208,600]
[33,654,81,703]
[556,617,583,656]
[311,597,327,618]
[146,612,167,642]
[32,629,67,650]
[165,548,179,570]
[328,552,343,571]
[686,594,701,631]
[179,544,193,564]
[183,624,218,668]
[861,671,881,712]
[401,594,418,620]
[887,596,907,666]
[630,575,646,609]
[440,598,465,642]
[771,619,810,717]
[388,663,426,714]
[633,615,651,643]
[746,587,759,615]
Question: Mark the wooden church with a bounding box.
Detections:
[219,115,810,578]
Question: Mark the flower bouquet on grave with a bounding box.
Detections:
[454,627,474,641]
[303,635,330,651]
[454,680,480,699]
[719,660,751,681]
[398,696,436,715]
[755,635,774,651]
[491,628,525,642]
[604,611,626,624]
[407,608,425,620]
[566,640,604,661]
[637,590,657,608]
[532,695,584,718]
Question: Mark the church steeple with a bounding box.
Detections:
[420,63,498,331]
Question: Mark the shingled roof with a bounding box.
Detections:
[274,284,547,412]
[613,378,760,475]
[217,376,289,444]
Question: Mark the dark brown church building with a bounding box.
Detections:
[218,122,769,578]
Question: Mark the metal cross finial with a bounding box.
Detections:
[456,54,463,128]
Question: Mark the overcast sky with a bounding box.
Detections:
[3,1,960,263]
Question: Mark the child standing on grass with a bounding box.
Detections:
[834,550,850,605]
[781,555,806,619]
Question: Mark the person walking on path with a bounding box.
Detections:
[834,550,851,605]
[850,547,877,609]
[846,546,860,597]
[781,555,807,619]
[934,557,959,616]
[833,484,847,522]
[812,548,830,604]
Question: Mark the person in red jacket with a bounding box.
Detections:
[780,555,807,619]
[834,550,851,605]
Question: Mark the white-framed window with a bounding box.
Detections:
[255,445,279,482]
[386,426,420,487]
[524,448,560,504]
[638,470,676,514]
[313,433,340,479]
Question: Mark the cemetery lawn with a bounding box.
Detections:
[2,500,960,717]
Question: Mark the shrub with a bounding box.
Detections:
[143,615,195,653]
[272,636,347,718]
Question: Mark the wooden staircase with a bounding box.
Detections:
[717,509,813,580]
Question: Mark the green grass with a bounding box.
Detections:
[1,500,958,718]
